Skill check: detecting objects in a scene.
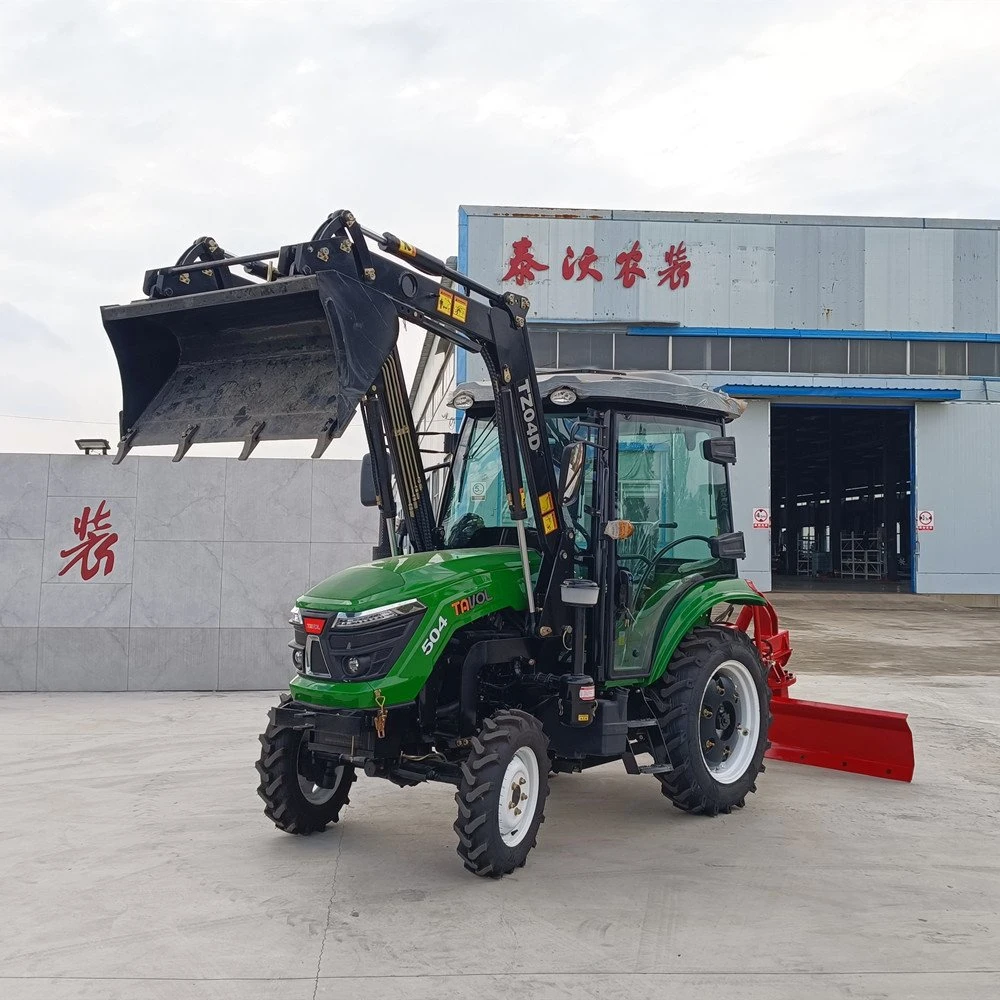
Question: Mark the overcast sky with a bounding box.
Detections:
[2,0,1000,457]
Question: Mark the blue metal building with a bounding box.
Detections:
[411,206,1000,595]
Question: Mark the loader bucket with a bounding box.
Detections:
[101,270,399,460]
[768,696,915,782]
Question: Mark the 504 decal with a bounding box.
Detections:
[421,615,449,656]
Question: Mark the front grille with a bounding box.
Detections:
[305,613,421,681]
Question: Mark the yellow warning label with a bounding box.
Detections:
[452,295,468,323]
[542,511,559,535]
[577,713,590,723]
[538,491,554,515]
[398,240,417,257]
[437,289,454,316]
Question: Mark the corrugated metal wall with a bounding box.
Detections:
[915,402,1000,593]
[728,401,772,591]
[465,209,1000,333]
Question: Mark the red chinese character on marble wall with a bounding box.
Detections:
[58,500,118,581]
[561,245,603,282]
[502,237,549,285]
[614,241,646,289]
[657,241,691,289]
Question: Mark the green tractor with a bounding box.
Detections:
[101,211,911,877]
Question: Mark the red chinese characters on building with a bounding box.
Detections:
[614,240,646,289]
[502,236,549,286]
[561,245,603,282]
[500,236,691,290]
[58,500,118,581]
[657,241,691,289]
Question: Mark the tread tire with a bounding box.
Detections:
[454,710,551,878]
[649,625,771,816]
[255,705,356,835]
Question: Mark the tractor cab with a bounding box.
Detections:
[438,370,747,684]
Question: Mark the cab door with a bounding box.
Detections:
[609,412,735,679]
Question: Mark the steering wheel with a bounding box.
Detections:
[617,551,654,573]
[634,535,713,600]
[447,512,486,548]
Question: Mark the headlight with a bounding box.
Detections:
[289,606,303,626]
[548,386,577,406]
[331,599,426,630]
[452,390,475,410]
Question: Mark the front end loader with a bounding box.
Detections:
[101,211,914,877]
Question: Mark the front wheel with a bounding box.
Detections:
[256,708,356,835]
[454,710,551,878]
[650,626,771,815]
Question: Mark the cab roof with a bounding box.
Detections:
[450,369,745,421]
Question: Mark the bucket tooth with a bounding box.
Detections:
[238,420,266,461]
[112,429,136,466]
[311,418,338,459]
[172,424,199,463]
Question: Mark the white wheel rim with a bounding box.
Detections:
[699,658,761,785]
[297,766,343,805]
[497,747,540,847]
[297,734,343,805]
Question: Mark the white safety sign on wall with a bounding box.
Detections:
[752,507,771,529]
[917,509,935,532]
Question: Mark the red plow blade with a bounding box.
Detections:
[768,696,914,782]
[734,583,915,783]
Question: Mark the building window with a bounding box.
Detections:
[614,333,668,371]
[789,339,849,374]
[730,337,790,373]
[969,342,1000,377]
[849,340,907,375]
[529,330,557,369]
[556,330,613,370]
[671,336,730,371]
[909,341,967,376]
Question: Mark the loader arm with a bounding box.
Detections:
[101,210,576,635]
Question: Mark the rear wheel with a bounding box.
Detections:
[256,708,356,834]
[454,710,551,878]
[649,626,770,815]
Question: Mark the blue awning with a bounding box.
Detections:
[717,384,961,401]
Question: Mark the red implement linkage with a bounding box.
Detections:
[733,583,914,783]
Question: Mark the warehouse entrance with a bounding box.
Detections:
[770,406,913,590]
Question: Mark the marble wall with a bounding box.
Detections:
[0,455,377,691]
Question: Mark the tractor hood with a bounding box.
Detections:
[297,546,539,615]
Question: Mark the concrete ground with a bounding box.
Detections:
[2,596,999,1000]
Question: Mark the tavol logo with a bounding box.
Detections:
[451,590,490,616]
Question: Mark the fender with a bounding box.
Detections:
[608,577,768,689]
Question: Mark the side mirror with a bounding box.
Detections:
[709,531,746,559]
[558,441,586,507]
[359,453,378,507]
[703,436,737,464]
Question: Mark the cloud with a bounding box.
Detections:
[0,302,67,348]
[1,0,999,454]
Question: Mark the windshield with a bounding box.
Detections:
[615,411,734,604]
[439,415,590,549]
